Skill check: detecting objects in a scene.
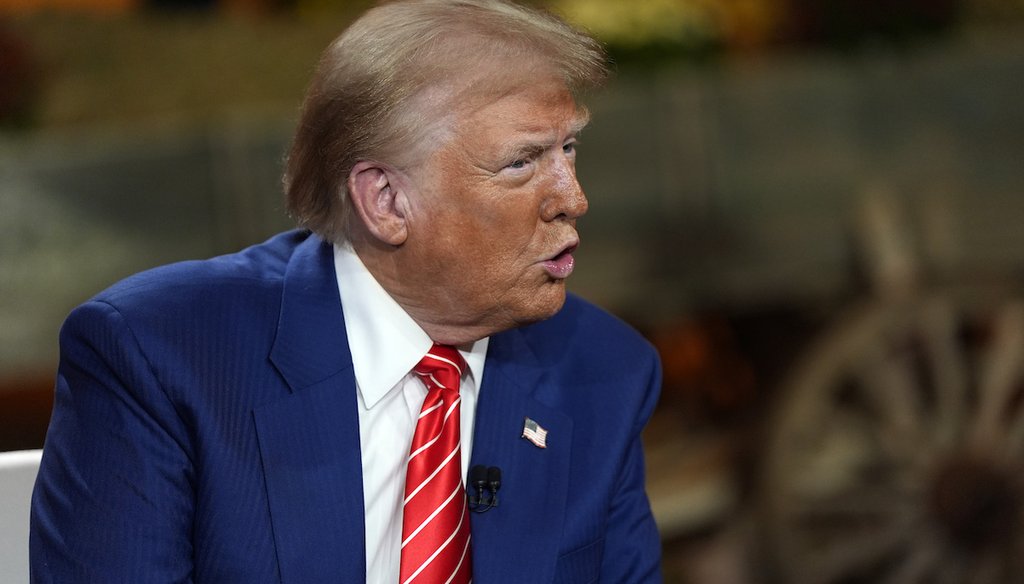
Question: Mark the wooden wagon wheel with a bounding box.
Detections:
[758,293,1024,584]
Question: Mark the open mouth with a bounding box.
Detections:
[542,242,578,279]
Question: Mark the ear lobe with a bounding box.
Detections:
[347,160,409,246]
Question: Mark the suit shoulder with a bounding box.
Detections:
[526,293,656,363]
[92,230,309,311]
[59,231,318,368]
[515,294,661,426]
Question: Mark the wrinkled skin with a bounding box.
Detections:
[353,77,590,345]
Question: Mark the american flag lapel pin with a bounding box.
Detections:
[521,417,548,449]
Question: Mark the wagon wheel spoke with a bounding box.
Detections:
[797,515,916,584]
[972,302,1024,448]
[852,344,927,461]
[781,485,920,584]
[774,404,916,503]
[783,482,916,522]
[920,297,970,448]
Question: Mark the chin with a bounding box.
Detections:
[514,284,566,326]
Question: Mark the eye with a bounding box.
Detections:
[507,159,528,170]
[563,141,577,155]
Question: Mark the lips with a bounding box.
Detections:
[542,241,578,279]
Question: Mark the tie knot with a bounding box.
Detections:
[413,343,466,393]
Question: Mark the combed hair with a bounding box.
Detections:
[283,0,609,242]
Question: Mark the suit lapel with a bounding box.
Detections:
[470,328,573,584]
[256,235,366,583]
[252,234,575,582]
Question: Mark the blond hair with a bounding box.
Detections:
[283,0,608,242]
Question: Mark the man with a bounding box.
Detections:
[30,0,663,582]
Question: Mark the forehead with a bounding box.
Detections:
[456,79,586,140]
[397,70,588,171]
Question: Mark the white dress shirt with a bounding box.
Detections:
[333,243,488,584]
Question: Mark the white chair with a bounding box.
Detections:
[0,449,43,584]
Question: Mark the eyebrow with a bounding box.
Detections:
[496,110,592,163]
[570,108,592,134]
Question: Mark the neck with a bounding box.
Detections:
[349,235,500,346]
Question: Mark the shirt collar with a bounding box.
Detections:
[333,242,488,409]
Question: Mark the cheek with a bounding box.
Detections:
[451,201,538,252]
[428,177,544,274]
[443,222,537,292]
[478,217,541,276]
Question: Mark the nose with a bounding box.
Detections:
[542,159,588,222]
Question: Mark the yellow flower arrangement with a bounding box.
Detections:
[551,0,720,50]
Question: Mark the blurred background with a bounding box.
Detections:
[2,0,1024,582]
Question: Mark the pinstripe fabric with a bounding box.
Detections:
[400,344,472,584]
[31,231,663,582]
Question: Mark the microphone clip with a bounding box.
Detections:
[468,465,501,513]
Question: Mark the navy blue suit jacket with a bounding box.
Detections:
[31,230,662,583]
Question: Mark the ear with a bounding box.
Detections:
[347,160,409,246]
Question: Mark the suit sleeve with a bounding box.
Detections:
[31,300,196,583]
[599,346,663,583]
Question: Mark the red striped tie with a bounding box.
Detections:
[400,344,472,584]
